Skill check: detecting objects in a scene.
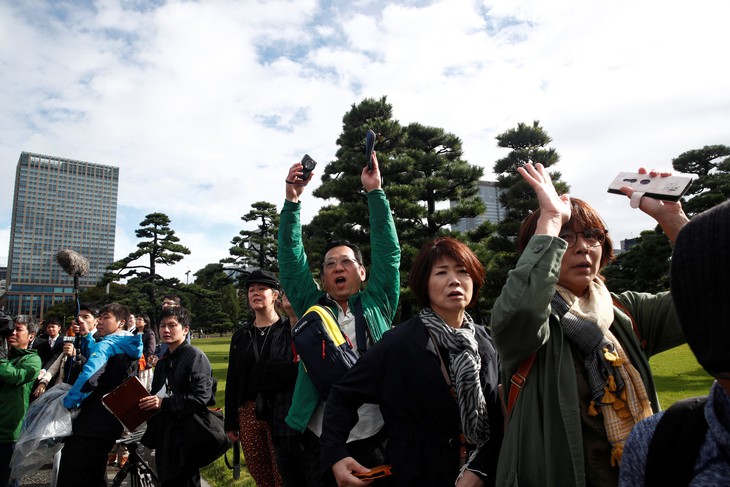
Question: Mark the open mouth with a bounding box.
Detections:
[448,291,463,297]
[335,277,347,285]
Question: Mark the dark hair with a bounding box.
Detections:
[409,237,486,309]
[320,240,364,273]
[162,295,181,305]
[98,303,131,325]
[159,306,191,329]
[137,314,151,329]
[518,197,615,268]
[45,318,61,326]
[78,303,99,317]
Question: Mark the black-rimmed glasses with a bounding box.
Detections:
[559,228,607,248]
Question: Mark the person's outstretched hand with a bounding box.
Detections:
[361,151,382,193]
[517,162,571,237]
[285,162,314,203]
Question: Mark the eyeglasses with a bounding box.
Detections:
[323,258,361,271]
[559,228,607,248]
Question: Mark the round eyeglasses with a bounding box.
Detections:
[559,228,607,248]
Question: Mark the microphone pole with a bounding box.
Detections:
[55,249,90,381]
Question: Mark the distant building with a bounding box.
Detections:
[621,237,640,251]
[451,180,505,232]
[6,152,119,317]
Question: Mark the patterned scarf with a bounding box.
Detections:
[419,308,489,445]
[554,280,653,466]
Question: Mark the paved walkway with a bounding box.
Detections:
[18,456,211,487]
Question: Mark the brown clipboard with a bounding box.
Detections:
[102,376,157,431]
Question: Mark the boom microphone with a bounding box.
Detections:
[55,249,90,277]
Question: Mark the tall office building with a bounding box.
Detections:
[451,180,505,232]
[6,152,119,317]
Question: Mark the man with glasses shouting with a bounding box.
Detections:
[278,150,400,486]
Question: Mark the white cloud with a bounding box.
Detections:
[1,0,729,281]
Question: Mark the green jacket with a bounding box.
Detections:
[491,236,685,487]
[0,347,42,442]
[278,189,401,432]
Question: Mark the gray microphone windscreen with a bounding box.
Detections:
[55,249,90,277]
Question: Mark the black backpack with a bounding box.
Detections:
[645,396,708,486]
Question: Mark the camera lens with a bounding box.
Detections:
[640,179,651,185]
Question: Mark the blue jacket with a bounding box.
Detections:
[63,332,141,440]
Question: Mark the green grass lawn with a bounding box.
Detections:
[195,337,713,487]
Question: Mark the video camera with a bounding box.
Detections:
[0,311,13,338]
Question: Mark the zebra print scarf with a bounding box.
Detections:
[419,308,489,445]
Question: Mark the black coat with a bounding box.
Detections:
[143,342,214,482]
[223,317,295,433]
[320,316,503,487]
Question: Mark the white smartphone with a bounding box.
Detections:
[607,172,693,202]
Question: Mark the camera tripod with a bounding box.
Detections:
[110,431,159,487]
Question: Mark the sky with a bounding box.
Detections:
[1,0,728,283]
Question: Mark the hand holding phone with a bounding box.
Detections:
[607,171,692,202]
[352,464,393,480]
[365,130,376,171]
[300,154,317,181]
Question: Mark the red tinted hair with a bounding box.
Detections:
[409,237,486,308]
[517,197,615,267]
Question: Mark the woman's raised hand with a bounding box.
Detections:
[517,162,571,237]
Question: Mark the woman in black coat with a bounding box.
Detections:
[320,237,503,487]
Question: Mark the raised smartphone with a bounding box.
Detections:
[607,172,693,202]
[365,130,376,171]
[300,154,317,181]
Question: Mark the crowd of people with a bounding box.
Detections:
[1,152,729,487]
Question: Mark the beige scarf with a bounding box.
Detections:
[556,280,653,466]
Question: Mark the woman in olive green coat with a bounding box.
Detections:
[492,163,688,487]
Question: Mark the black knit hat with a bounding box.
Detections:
[246,269,280,290]
[671,199,730,377]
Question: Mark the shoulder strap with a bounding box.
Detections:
[352,295,369,353]
[507,352,536,417]
[645,396,708,486]
[612,296,647,350]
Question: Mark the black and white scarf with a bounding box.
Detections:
[419,308,489,445]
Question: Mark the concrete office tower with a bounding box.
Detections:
[450,180,505,232]
[6,152,119,317]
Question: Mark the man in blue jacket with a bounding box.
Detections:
[57,303,141,487]
[278,151,400,485]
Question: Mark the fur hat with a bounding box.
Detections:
[246,269,280,290]
[671,199,730,377]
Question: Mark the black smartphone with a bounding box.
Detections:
[365,130,376,171]
[607,172,693,202]
[300,154,317,181]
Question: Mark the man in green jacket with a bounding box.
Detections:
[1,315,42,487]
[278,151,400,485]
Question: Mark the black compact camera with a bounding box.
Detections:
[300,154,317,180]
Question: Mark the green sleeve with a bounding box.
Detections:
[491,235,566,376]
[362,189,401,326]
[0,353,42,386]
[278,199,324,317]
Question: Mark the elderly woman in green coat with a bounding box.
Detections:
[492,163,688,487]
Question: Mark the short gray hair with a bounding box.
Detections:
[13,315,40,336]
